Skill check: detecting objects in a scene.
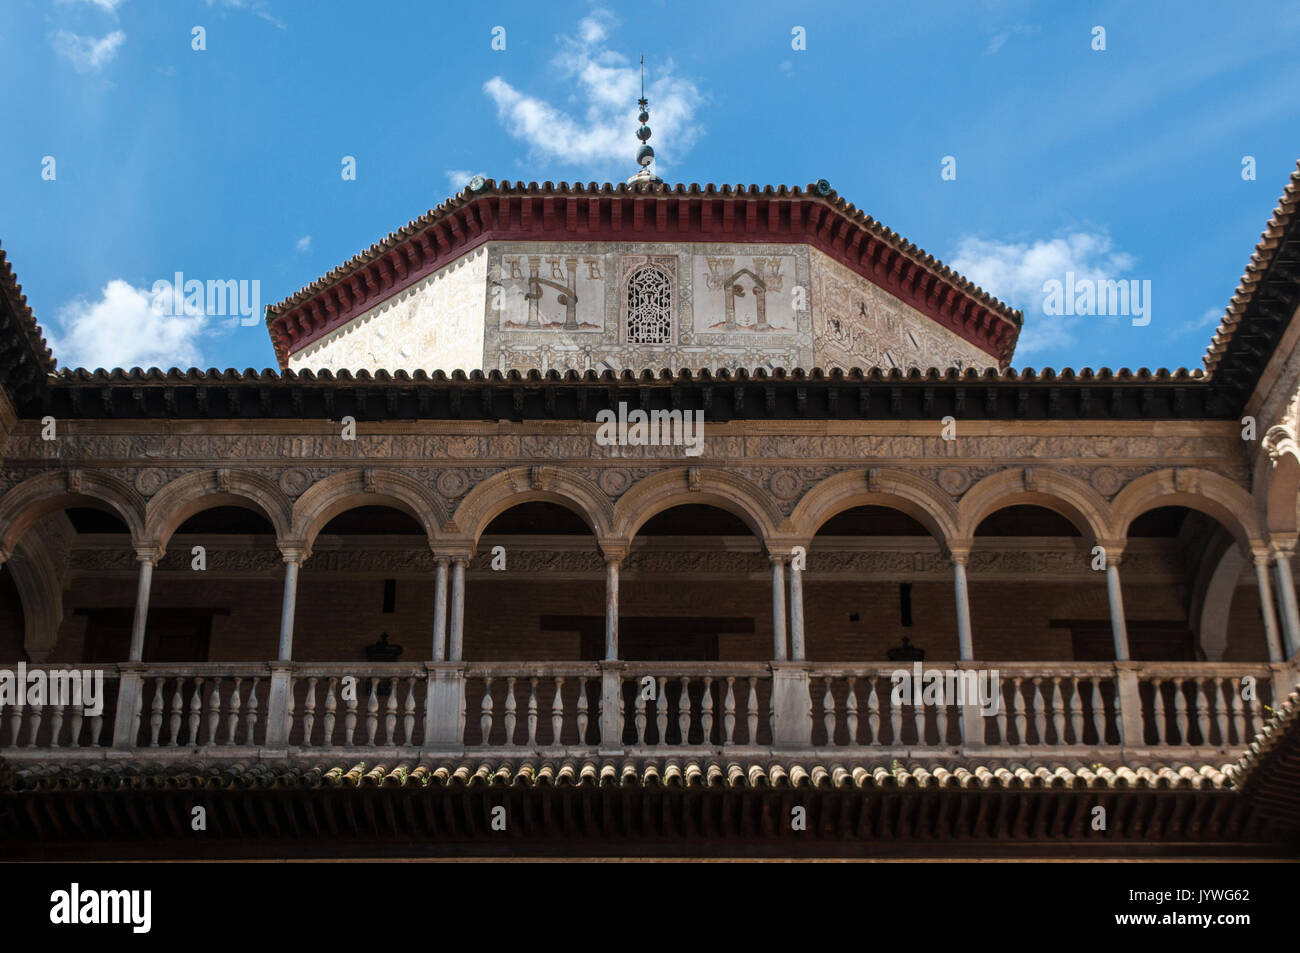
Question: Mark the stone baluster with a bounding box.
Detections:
[656,676,669,745]
[301,678,317,747]
[1069,677,1085,745]
[678,676,691,744]
[321,678,337,746]
[551,677,565,746]
[867,678,881,745]
[1151,677,1167,745]
[526,676,540,747]
[364,679,379,745]
[1173,678,1189,744]
[205,679,221,745]
[149,678,165,747]
[576,677,589,746]
[407,678,420,745]
[504,677,517,746]
[723,677,736,745]
[1049,677,1065,745]
[822,677,836,745]
[845,677,859,746]
[634,682,648,744]
[479,676,494,745]
[1194,677,1211,745]
[228,678,242,746]
[700,676,714,744]
[1091,677,1106,744]
[385,678,399,745]
[746,677,759,745]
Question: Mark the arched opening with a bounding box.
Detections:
[624,503,765,662]
[806,504,952,746]
[615,502,772,746]
[807,505,948,661]
[293,504,428,663]
[969,504,1100,662]
[464,500,601,662]
[462,499,602,747]
[1126,505,1271,662]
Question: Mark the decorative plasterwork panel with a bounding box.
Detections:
[810,248,994,372]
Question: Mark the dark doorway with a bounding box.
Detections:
[78,608,226,663]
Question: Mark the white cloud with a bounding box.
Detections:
[51,29,125,72]
[295,235,311,253]
[444,169,485,194]
[203,0,286,30]
[47,280,207,370]
[1167,307,1221,340]
[58,0,125,12]
[483,9,703,174]
[949,230,1138,356]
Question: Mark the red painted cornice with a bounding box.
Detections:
[266,181,1023,369]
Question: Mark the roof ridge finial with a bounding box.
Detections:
[628,52,662,186]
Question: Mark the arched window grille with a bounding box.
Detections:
[625,266,673,344]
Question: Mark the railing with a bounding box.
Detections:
[464,663,601,747]
[0,659,1292,757]
[0,665,119,749]
[617,663,774,748]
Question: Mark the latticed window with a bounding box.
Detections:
[625,266,672,343]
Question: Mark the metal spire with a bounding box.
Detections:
[628,52,662,185]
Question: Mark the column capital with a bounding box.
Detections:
[768,553,789,567]
[1253,548,1274,568]
[944,538,973,565]
[278,541,310,564]
[1270,536,1298,560]
[603,552,623,567]
[599,538,629,563]
[134,542,163,565]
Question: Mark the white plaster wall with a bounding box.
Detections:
[289,247,488,374]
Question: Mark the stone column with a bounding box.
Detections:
[448,557,467,661]
[788,558,806,661]
[1253,552,1285,663]
[1271,544,1300,659]
[604,555,621,661]
[1106,556,1131,662]
[277,549,304,662]
[769,555,788,662]
[431,556,449,662]
[127,547,160,662]
[951,550,974,661]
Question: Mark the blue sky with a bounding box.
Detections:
[1,0,1298,373]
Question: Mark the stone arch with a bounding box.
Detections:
[1262,428,1300,536]
[789,468,959,545]
[291,469,447,550]
[452,467,615,545]
[956,467,1109,543]
[145,469,293,552]
[0,470,146,555]
[612,468,783,543]
[1109,468,1263,552]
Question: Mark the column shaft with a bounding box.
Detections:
[1254,557,1285,663]
[1107,562,1130,662]
[432,558,449,661]
[604,557,620,661]
[277,557,301,661]
[788,563,805,661]
[1273,555,1300,658]
[953,558,973,661]
[448,558,466,661]
[770,557,788,662]
[127,557,155,662]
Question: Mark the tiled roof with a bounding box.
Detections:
[1204,160,1300,377]
[29,363,1225,422]
[46,364,1208,384]
[0,242,56,407]
[1231,684,1300,826]
[266,180,1020,324]
[2,756,1238,793]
